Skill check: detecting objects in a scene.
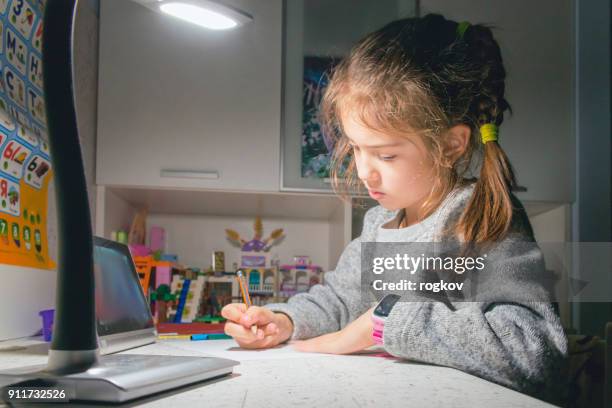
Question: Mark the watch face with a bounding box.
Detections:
[374,294,401,317]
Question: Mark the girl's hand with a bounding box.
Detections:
[292,307,376,354]
[222,303,294,349]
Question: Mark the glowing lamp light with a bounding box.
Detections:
[133,0,253,30]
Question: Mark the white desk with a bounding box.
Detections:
[0,338,558,407]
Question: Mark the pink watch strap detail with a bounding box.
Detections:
[371,314,385,345]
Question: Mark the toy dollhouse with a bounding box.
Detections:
[279,256,324,298]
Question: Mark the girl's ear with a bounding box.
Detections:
[443,124,471,164]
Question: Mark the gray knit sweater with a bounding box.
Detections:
[265,184,568,405]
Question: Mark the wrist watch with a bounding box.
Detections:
[371,294,401,345]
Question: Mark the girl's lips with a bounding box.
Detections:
[368,190,385,199]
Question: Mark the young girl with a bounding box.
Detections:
[222,14,567,404]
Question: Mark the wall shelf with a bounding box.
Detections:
[101,186,346,221]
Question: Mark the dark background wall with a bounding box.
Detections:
[574,0,611,337]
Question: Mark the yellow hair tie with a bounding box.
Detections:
[480,123,499,144]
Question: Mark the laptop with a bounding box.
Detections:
[92,236,158,354]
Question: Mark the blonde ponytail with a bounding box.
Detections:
[457,133,517,243]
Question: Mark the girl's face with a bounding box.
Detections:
[342,111,435,214]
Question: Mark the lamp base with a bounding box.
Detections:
[0,354,238,403]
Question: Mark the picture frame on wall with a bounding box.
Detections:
[301,56,338,180]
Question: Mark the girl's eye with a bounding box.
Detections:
[379,155,396,161]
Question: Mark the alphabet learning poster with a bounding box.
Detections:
[0,0,54,270]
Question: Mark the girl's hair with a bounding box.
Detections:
[321,13,518,243]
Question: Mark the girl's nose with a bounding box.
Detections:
[357,161,380,187]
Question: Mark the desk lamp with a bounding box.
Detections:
[0,0,246,402]
[131,0,253,30]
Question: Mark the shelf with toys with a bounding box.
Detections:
[106,205,335,330]
[96,186,356,267]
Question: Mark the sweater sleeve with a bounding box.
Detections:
[381,238,569,403]
[264,207,384,340]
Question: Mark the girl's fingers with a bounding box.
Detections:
[227,321,279,340]
[238,334,278,350]
[241,306,275,328]
[222,305,282,349]
[224,322,260,343]
[221,303,247,322]
[225,322,281,349]
[221,305,277,334]
[262,322,279,336]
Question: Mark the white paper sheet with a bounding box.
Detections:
[158,339,385,362]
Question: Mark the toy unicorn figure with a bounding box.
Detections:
[225,216,285,252]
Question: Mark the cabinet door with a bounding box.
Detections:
[281,0,418,192]
[97,0,282,192]
[421,0,575,202]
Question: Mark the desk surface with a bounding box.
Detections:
[0,338,557,407]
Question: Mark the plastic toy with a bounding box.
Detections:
[39,309,54,342]
[150,284,176,324]
[200,275,240,318]
[128,208,147,245]
[133,256,154,296]
[225,216,285,253]
[149,226,165,252]
[128,244,151,257]
[172,277,191,323]
[279,263,324,297]
[170,275,206,323]
[293,255,310,269]
[212,251,225,272]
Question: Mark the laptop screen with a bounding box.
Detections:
[94,237,154,337]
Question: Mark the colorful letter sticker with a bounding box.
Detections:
[0,0,9,15]
[31,17,41,52]
[24,154,48,188]
[5,27,27,76]
[4,66,26,108]
[0,106,14,131]
[0,176,20,216]
[30,122,47,148]
[33,227,40,252]
[1,138,31,178]
[9,0,36,39]
[10,221,19,246]
[0,218,8,245]
[27,86,43,124]
[39,137,48,154]
[9,106,29,128]
[17,125,38,147]
[28,51,41,89]
[22,224,30,250]
[16,123,36,146]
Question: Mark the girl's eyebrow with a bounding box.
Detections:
[346,138,404,149]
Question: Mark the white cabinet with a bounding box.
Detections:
[96,0,282,192]
[421,0,575,202]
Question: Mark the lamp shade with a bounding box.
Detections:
[129,0,253,29]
